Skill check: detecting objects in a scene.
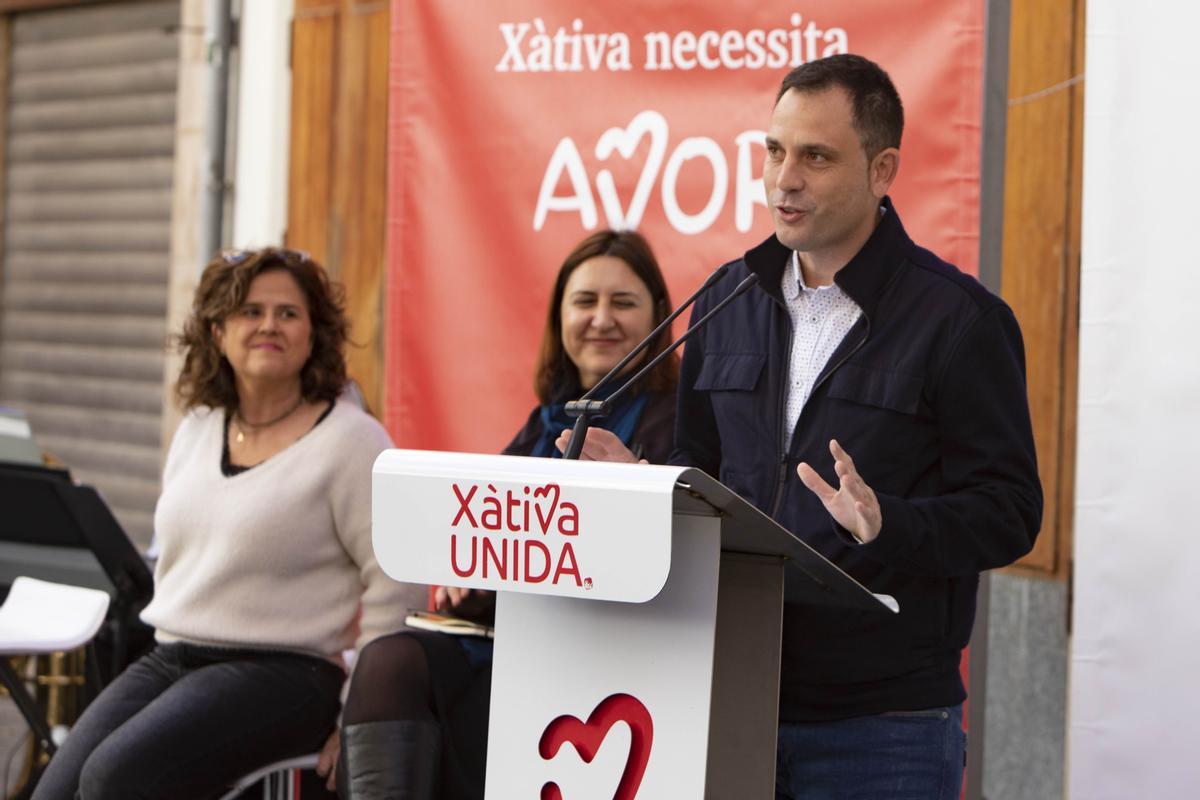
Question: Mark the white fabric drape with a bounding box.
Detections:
[1069,2,1200,796]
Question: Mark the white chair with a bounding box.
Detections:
[218,752,322,800]
[0,576,110,756]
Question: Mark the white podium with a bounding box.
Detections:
[374,450,892,799]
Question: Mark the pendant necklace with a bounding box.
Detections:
[232,397,303,444]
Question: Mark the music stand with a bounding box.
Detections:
[0,462,154,675]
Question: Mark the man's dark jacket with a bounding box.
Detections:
[671,199,1042,722]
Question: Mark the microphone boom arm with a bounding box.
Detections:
[575,264,729,405]
[562,271,760,460]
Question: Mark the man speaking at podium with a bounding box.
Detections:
[561,54,1042,799]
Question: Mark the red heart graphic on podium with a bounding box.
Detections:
[538,693,654,800]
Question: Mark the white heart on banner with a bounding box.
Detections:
[594,110,668,231]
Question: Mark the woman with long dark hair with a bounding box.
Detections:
[331,230,679,799]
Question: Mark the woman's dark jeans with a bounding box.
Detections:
[31,642,343,800]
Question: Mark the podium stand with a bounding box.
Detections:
[374,451,893,799]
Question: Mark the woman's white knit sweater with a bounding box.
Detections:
[140,400,411,660]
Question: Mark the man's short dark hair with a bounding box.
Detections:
[776,54,904,160]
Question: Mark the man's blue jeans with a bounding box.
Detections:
[775,705,965,799]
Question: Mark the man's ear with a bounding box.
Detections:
[870,147,900,199]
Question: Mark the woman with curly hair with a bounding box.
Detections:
[33,248,416,800]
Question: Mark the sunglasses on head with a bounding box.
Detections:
[220,247,312,266]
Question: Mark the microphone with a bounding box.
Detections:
[562,270,760,460]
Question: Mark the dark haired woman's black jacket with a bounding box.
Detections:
[502,389,676,463]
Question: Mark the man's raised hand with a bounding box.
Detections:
[796,438,882,544]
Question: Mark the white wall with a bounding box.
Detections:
[1069,3,1200,796]
[230,0,292,248]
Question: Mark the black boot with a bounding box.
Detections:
[337,720,441,800]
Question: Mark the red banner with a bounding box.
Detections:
[386,0,984,452]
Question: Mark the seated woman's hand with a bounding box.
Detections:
[434,586,495,625]
[316,729,340,792]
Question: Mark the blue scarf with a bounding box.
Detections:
[529,382,650,459]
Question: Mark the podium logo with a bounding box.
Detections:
[451,482,579,535]
[449,482,589,588]
[539,693,653,800]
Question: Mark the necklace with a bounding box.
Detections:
[232,397,303,444]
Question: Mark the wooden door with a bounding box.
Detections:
[288,0,389,415]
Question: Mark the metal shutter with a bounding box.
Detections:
[0,0,180,548]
